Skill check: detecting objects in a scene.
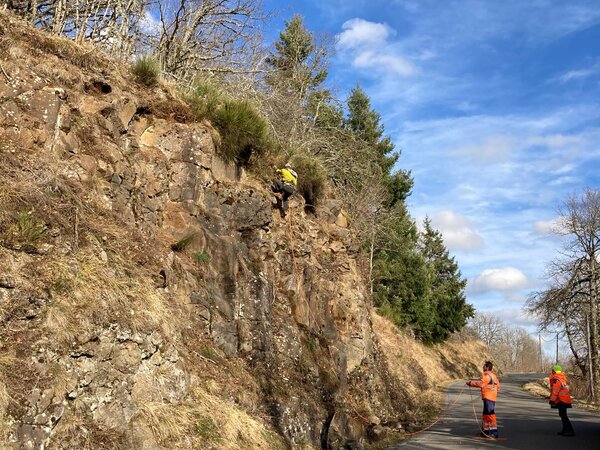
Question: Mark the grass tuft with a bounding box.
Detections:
[290,154,327,213]
[192,251,210,263]
[4,208,46,246]
[137,387,287,449]
[171,234,196,252]
[183,82,224,120]
[180,83,272,167]
[213,99,270,165]
[132,56,161,87]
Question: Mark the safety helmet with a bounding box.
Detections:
[552,364,562,373]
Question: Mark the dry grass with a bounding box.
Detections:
[0,9,112,74]
[372,313,488,423]
[523,378,549,398]
[0,353,19,445]
[50,413,129,449]
[523,376,600,414]
[42,251,174,345]
[0,148,177,343]
[138,388,286,450]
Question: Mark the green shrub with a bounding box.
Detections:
[290,154,327,213]
[195,416,221,442]
[132,56,160,87]
[183,82,223,120]
[213,99,270,165]
[170,233,196,252]
[192,251,210,263]
[10,209,46,245]
[181,83,271,167]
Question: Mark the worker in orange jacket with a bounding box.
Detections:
[549,364,575,437]
[466,360,500,438]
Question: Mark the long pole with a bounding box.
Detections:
[556,333,559,365]
[539,333,542,372]
[586,314,595,401]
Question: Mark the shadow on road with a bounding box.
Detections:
[387,373,600,450]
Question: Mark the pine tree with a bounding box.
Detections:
[345,85,412,206]
[266,15,328,99]
[346,86,394,169]
[419,218,473,342]
[372,205,435,341]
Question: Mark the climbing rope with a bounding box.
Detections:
[285,202,319,331]
[400,382,502,441]
[467,384,497,439]
[400,383,468,437]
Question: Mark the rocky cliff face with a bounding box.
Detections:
[0,12,409,450]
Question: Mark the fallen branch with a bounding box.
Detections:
[192,350,217,365]
[0,61,10,83]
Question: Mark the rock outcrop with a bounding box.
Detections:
[0,11,402,450]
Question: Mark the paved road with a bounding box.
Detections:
[387,373,600,449]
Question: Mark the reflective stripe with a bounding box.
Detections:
[482,414,497,431]
[550,373,572,404]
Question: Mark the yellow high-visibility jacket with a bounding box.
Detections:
[277,168,298,186]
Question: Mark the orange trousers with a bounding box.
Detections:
[482,399,498,435]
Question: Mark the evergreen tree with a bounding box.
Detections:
[419,218,473,342]
[346,86,395,170]
[372,205,435,341]
[266,15,328,99]
[345,86,413,205]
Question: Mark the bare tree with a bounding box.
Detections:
[468,313,545,372]
[149,0,265,82]
[4,0,148,60]
[527,189,600,401]
[469,312,505,347]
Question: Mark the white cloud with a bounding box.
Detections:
[527,134,586,149]
[337,18,395,49]
[140,10,161,35]
[417,49,437,61]
[353,51,416,76]
[336,18,417,77]
[557,69,595,83]
[453,134,517,163]
[533,219,560,235]
[493,308,538,327]
[469,267,531,295]
[430,210,484,252]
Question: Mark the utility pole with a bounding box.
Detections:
[586,314,595,401]
[538,333,542,373]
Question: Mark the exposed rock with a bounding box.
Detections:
[0,276,17,289]
[0,15,418,450]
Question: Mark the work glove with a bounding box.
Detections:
[465,381,470,386]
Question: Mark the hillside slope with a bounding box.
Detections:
[0,11,487,450]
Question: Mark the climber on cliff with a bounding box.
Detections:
[271,163,297,217]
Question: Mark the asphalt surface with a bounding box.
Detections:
[387,373,600,450]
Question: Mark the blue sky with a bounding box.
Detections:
[264,0,600,337]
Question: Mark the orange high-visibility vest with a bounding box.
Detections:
[470,370,500,401]
[550,372,572,405]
